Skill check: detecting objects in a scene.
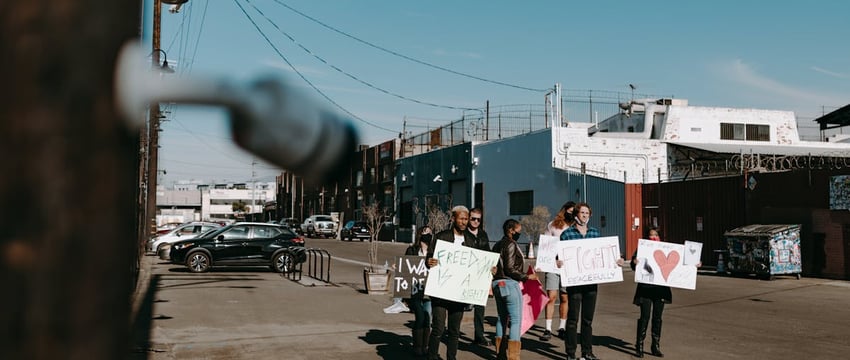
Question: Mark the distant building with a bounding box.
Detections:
[156,182,276,225]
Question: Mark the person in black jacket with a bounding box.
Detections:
[407,226,433,356]
[492,219,538,360]
[630,227,698,357]
[466,207,493,347]
[425,205,479,360]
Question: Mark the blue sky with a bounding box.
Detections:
[153,0,850,186]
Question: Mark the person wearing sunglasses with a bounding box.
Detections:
[466,207,493,347]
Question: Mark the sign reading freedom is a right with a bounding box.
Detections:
[558,236,623,287]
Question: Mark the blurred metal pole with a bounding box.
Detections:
[0,1,139,359]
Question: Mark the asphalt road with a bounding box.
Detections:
[130,237,850,359]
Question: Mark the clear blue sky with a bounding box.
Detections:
[154,0,850,186]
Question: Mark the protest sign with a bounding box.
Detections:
[558,236,623,287]
[424,240,499,306]
[520,266,549,336]
[534,235,560,273]
[683,240,703,266]
[392,256,428,297]
[634,239,699,290]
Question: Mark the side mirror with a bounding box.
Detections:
[216,235,224,242]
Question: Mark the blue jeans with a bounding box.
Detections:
[409,295,432,330]
[492,278,522,340]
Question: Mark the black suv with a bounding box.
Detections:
[340,220,371,241]
[169,222,306,273]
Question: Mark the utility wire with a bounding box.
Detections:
[246,0,474,111]
[186,0,210,74]
[272,0,549,93]
[233,0,397,134]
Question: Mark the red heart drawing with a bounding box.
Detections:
[653,250,680,281]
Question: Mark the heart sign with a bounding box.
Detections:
[653,250,680,281]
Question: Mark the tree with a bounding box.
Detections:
[362,199,391,272]
[232,200,249,213]
[426,204,452,234]
[521,205,551,245]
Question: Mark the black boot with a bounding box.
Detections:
[650,339,663,357]
[650,318,663,357]
[636,319,647,358]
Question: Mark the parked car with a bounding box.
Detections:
[278,217,301,232]
[148,221,223,254]
[340,221,371,241]
[301,215,336,238]
[169,222,306,273]
[158,227,221,261]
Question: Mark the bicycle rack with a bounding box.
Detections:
[285,248,332,284]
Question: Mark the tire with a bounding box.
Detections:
[186,252,211,273]
[273,252,294,273]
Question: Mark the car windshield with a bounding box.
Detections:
[315,216,333,222]
[196,227,220,238]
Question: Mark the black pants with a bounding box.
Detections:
[638,297,664,339]
[564,284,598,356]
[429,298,465,360]
[473,304,486,341]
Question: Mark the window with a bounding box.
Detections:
[509,190,533,216]
[221,226,249,239]
[721,123,770,141]
[746,124,770,141]
[253,226,281,239]
[720,123,745,140]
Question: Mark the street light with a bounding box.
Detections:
[151,48,174,74]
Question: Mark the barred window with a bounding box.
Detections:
[746,124,770,141]
[721,123,769,141]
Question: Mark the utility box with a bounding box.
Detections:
[724,224,802,279]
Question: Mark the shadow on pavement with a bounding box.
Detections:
[128,274,160,359]
[358,329,412,359]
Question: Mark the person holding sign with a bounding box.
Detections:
[426,205,480,360]
[560,203,622,360]
[407,226,433,357]
[492,219,538,360]
[630,227,700,358]
[539,201,575,342]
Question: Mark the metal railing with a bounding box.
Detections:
[285,248,332,284]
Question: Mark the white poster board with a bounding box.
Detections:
[534,235,561,273]
[683,240,703,266]
[558,236,624,287]
[634,239,700,290]
[424,240,500,306]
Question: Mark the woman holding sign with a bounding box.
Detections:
[492,219,538,360]
[407,226,433,356]
[630,227,700,358]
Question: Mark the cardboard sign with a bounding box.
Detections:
[534,235,561,273]
[634,239,699,290]
[558,236,624,287]
[392,256,428,297]
[520,266,549,336]
[424,240,500,306]
[683,240,703,266]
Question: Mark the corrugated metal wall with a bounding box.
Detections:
[644,176,746,267]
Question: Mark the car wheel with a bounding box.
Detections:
[273,252,294,273]
[186,252,210,273]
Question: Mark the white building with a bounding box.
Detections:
[156,182,276,224]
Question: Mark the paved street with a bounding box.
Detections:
[131,237,850,359]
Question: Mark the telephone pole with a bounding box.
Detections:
[146,0,163,238]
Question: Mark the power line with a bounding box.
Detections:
[234,0,397,134]
[245,0,475,111]
[272,0,549,93]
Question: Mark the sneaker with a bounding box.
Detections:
[382,301,409,314]
[474,338,492,346]
[539,330,552,341]
[557,328,566,339]
[582,353,600,360]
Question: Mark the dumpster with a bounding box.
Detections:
[724,224,802,280]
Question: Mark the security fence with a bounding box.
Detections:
[402,89,670,156]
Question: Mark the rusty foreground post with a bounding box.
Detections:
[0,2,141,359]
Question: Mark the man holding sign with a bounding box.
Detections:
[559,203,623,360]
[425,206,497,360]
